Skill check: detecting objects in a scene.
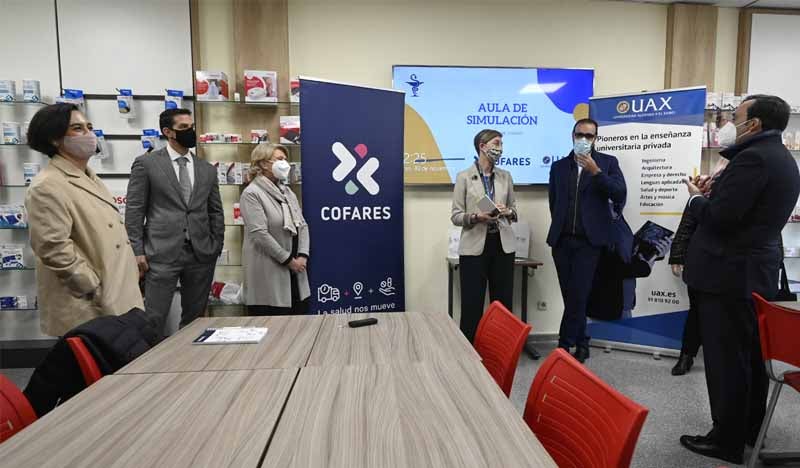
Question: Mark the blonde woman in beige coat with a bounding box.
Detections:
[25,104,143,336]
[240,143,310,315]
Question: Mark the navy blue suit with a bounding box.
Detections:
[547,150,626,349]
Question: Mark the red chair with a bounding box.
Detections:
[0,374,37,443]
[748,294,800,468]
[473,301,532,397]
[523,348,648,468]
[66,337,103,386]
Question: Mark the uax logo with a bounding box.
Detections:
[332,142,380,195]
[617,96,673,115]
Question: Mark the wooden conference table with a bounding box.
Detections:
[0,312,556,468]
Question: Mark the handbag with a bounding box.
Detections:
[776,261,796,301]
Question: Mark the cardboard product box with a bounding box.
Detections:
[721,92,736,111]
[244,70,278,103]
[280,116,301,145]
[226,162,245,185]
[0,244,24,269]
[195,71,230,101]
[290,79,300,103]
[705,92,722,110]
[215,161,230,184]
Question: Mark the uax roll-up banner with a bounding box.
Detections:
[587,87,706,350]
[300,77,406,314]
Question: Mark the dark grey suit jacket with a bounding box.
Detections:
[125,147,225,265]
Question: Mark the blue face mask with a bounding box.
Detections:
[573,138,592,156]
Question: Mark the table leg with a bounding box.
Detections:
[448,263,454,318]
[521,266,540,360]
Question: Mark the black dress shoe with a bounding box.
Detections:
[671,353,694,376]
[572,347,590,363]
[680,434,743,464]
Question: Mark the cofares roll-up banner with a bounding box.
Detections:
[300,78,405,314]
[587,87,706,350]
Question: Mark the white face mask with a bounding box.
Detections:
[61,133,98,160]
[717,121,737,148]
[272,159,291,182]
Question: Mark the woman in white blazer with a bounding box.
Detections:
[451,129,518,341]
[240,143,310,315]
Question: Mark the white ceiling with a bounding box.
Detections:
[619,0,800,8]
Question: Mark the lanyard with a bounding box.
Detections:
[474,161,495,201]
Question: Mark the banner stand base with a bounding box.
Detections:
[590,339,681,360]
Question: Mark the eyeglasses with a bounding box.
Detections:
[574,132,596,140]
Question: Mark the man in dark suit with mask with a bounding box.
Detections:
[547,118,627,363]
[125,108,224,334]
[679,95,800,464]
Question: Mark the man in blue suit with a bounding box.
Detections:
[547,118,627,362]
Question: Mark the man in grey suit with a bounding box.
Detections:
[125,108,224,332]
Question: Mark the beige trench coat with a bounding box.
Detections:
[25,155,143,336]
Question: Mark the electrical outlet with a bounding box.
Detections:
[537,301,547,311]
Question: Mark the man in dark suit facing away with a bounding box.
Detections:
[547,118,627,363]
[125,108,224,334]
[679,95,800,465]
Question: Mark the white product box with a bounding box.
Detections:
[290,78,300,103]
[705,92,721,110]
[0,80,16,101]
[217,249,230,265]
[195,71,229,101]
[721,93,736,111]
[2,122,21,144]
[232,203,243,225]
[289,162,302,184]
[250,129,269,143]
[117,89,135,119]
[22,80,41,102]
[244,70,278,103]
[0,204,26,228]
[0,244,24,269]
[165,89,183,110]
[215,161,229,184]
[280,116,300,145]
[23,162,40,184]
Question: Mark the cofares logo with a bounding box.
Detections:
[405,74,423,97]
[542,156,551,165]
[332,142,380,195]
[616,101,630,114]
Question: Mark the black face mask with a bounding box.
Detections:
[171,127,196,149]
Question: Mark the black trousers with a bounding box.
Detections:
[145,242,216,333]
[680,287,701,356]
[695,290,768,452]
[247,270,309,316]
[459,232,514,343]
[552,235,601,349]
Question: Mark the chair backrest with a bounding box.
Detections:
[0,374,37,443]
[523,348,648,468]
[473,301,532,397]
[752,294,800,372]
[66,337,103,386]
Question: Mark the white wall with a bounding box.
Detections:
[0,0,61,102]
[288,0,668,334]
[748,13,800,105]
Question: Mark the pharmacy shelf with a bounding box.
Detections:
[0,101,48,107]
[195,100,298,107]
[0,267,35,271]
[0,226,27,230]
